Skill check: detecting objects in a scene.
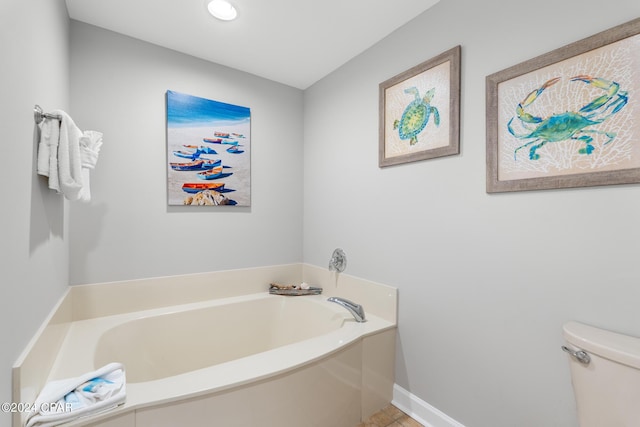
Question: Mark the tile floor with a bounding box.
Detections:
[357,404,423,427]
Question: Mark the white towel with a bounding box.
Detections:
[25,363,126,427]
[77,131,103,202]
[36,119,61,192]
[36,121,52,176]
[54,110,85,201]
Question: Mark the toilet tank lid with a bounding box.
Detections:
[563,321,640,370]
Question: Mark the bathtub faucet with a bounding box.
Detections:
[327,297,367,322]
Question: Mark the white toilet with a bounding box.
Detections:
[563,321,640,426]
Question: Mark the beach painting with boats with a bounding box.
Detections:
[166,90,250,206]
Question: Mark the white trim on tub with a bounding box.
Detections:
[392,384,466,427]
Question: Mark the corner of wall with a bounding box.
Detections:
[12,289,72,427]
[302,263,397,323]
[392,384,466,427]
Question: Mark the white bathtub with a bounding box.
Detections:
[14,265,397,427]
[94,295,347,383]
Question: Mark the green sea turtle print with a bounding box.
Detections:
[393,86,440,145]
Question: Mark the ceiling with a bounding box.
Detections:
[65,0,440,89]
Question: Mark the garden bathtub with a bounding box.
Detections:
[43,291,396,426]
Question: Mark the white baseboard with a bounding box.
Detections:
[392,384,466,427]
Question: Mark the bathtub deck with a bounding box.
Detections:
[358,405,423,427]
[14,265,399,427]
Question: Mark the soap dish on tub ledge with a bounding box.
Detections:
[268,283,323,296]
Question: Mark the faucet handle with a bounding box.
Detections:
[328,248,347,272]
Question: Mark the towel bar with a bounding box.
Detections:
[34,105,61,124]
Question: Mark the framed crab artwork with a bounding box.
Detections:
[379,45,461,167]
[486,17,640,193]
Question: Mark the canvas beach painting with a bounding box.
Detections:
[166,90,250,206]
[486,18,640,192]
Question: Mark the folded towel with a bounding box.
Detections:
[36,118,61,192]
[77,131,103,202]
[54,110,84,201]
[25,363,126,427]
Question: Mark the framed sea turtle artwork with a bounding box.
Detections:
[379,45,461,167]
[166,90,251,206]
[486,17,640,193]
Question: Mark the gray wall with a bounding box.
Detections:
[0,0,70,424]
[303,1,640,426]
[5,2,640,427]
[69,22,304,284]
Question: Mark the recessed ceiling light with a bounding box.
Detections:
[207,0,238,21]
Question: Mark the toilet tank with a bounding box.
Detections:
[563,321,640,427]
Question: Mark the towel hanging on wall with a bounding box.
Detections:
[35,105,103,202]
[55,110,84,200]
[77,131,103,202]
[36,116,61,192]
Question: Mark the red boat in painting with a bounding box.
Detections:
[170,159,221,171]
[214,131,230,138]
[181,182,225,194]
[203,137,223,144]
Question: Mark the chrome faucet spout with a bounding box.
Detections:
[327,297,367,322]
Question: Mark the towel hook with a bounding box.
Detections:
[34,105,62,124]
